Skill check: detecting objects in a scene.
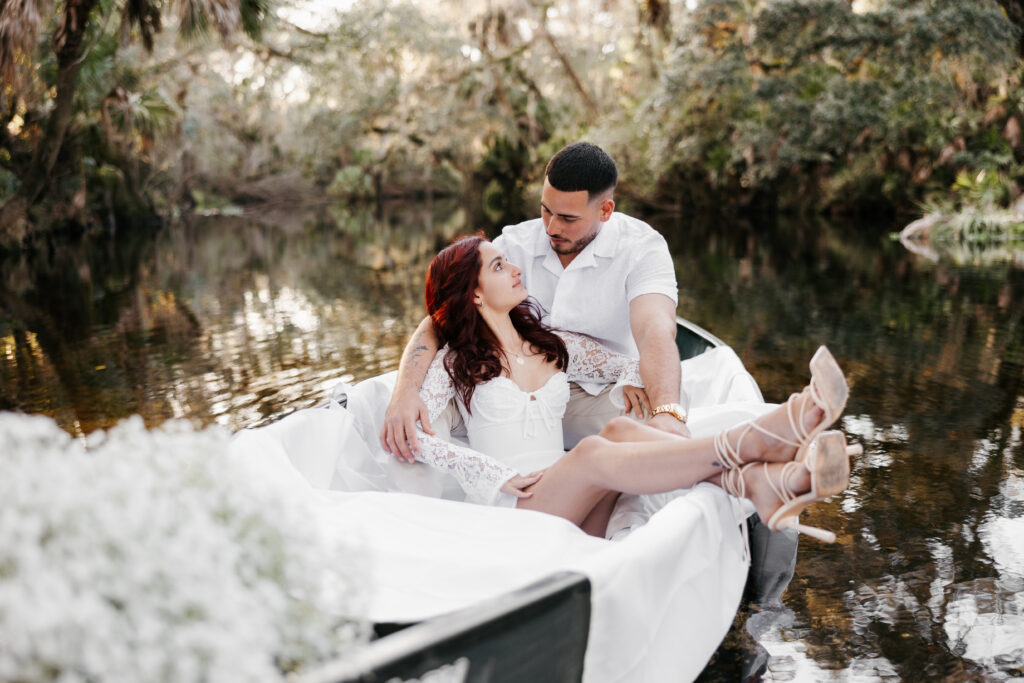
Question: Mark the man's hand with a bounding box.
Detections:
[647,412,691,438]
[381,317,440,462]
[380,390,435,463]
[621,385,650,420]
[500,470,545,499]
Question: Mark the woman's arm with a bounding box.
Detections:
[556,330,643,387]
[413,429,520,505]
[412,349,519,505]
[417,347,457,424]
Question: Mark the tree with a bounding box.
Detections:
[0,0,270,245]
[631,0,1022,214]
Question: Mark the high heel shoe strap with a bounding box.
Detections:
[714,427,749,470]
[762,461,801,507]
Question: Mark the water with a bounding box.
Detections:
[2,202,1022,679]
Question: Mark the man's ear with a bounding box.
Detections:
[600,197,615,221]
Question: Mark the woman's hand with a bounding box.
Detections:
[621,385,650,420]
[500,470,545,498]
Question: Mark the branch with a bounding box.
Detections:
[523,0,597,116]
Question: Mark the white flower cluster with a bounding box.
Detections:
[0,413,368,682]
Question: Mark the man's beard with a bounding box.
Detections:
[549,229,598,255]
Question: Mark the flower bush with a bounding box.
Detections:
[0,413,368,682]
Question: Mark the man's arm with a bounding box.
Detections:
[380,316,440,462]
[629,293,690,437]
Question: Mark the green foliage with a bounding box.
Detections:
[637,0,1023,212]
[0,167,18,204]
[326,166,375,199]
[7,0,1023,229]
[0,0,274,235]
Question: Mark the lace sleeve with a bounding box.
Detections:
[415,348,518,505]
[557,330,643,387]
[418,349,457,424]
[414,431,519,505]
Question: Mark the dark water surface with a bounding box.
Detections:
[2,202,1023,679]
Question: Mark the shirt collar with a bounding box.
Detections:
[538,214,619,274]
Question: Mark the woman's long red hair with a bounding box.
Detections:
[425,235,568,411]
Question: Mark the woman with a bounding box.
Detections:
[410,236,859,542]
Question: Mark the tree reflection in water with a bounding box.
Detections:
[1,203,1022,678]
[0,200,466,434]
[663,213,1024,680]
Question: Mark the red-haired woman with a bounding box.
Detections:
[408,236,858,541]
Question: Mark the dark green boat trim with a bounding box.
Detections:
[301,572,591,683]
[675,315,725,360]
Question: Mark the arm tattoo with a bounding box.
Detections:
[407,344,429,366]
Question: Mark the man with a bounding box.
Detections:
[381,141,692,462]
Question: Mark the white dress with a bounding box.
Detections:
[228,341,772,682]
[412,331,641,507]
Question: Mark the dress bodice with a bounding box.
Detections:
[460,373,569,474]
[413,330,643,506]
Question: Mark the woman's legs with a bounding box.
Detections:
[516,432,737,523]
[579,491,620,537]
[517,386,834,527]
[576,418,676,537]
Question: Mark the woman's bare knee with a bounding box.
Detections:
[599,416,635,441]
[566,435,609,466]
[564,435,618,484]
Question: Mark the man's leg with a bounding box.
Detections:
[562,383,622,450]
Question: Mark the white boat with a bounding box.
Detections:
[231,318,784,683]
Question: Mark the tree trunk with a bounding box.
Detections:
[525,2,598,118]
[14,0,100,206]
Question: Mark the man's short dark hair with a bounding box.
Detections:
[544,142,618,199]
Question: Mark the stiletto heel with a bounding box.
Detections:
[713,345,850,468]
[720,431,852,544]
[764,430,852,543]
[775,518,836,544]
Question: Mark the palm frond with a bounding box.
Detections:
[238,0,271,41]
[177,0,211,42]
[118,0,162,51]
[175,0,271,44]
[0,0,58,89]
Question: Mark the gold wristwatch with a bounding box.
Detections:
[651,403,688,423]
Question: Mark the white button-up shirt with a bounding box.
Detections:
[493,212,678,364]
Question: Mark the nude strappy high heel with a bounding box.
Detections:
[721,430,862,543]
[714,345,850,469]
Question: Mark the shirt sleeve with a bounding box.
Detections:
[625,232,678,305]
[414,349,519,505]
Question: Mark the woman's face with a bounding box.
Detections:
[474,241,527,313]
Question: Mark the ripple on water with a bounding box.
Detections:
[943,578,1024,675]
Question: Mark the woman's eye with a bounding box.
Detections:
[495,264,503,270]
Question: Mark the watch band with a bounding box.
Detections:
[651,403,687,423]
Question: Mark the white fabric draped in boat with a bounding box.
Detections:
[229,347,771,682]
